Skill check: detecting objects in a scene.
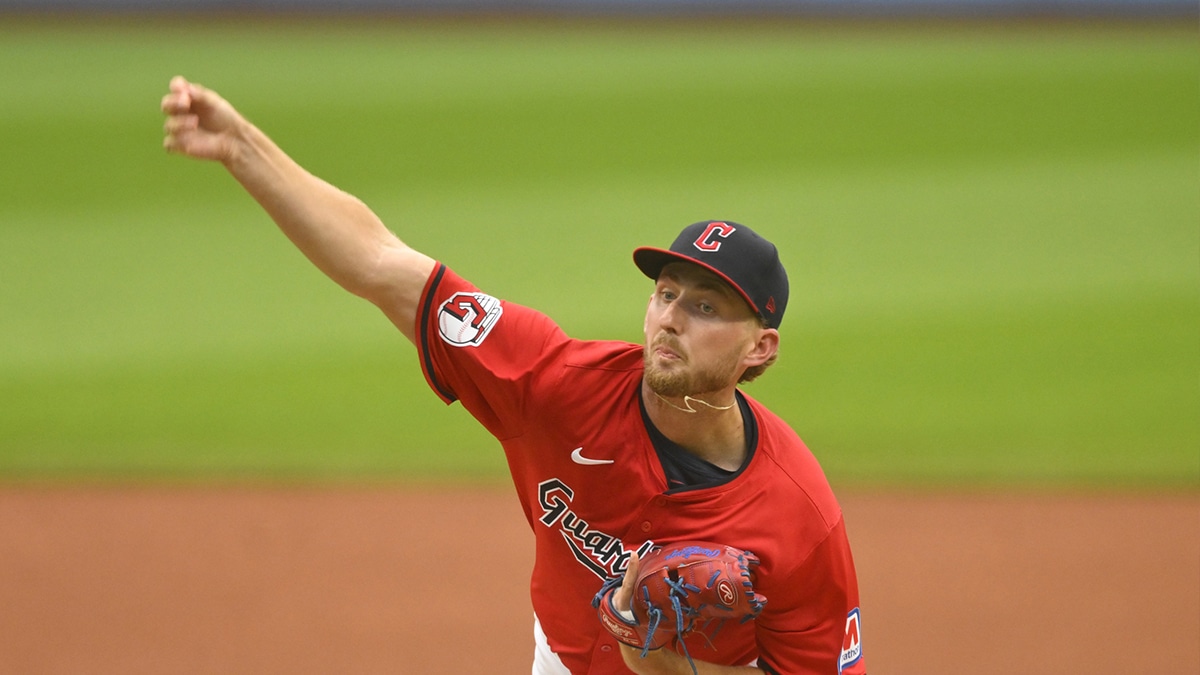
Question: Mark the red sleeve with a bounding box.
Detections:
[756,517,867,675]
[415,264,569,441]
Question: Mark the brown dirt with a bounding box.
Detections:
[0,487,1196,674]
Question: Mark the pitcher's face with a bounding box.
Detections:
[642,263,764,398]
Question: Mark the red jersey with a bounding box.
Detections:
[416,264,866,675]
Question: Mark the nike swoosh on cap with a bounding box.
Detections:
[571,447,614,466]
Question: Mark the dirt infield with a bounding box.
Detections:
[1,487,1196,674]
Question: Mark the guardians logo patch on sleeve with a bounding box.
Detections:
[437,292,502,347]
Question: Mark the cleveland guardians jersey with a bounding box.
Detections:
[415,264,866,675]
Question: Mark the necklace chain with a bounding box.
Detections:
[653,390,736,414]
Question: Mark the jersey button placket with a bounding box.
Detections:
[637,494,671,537]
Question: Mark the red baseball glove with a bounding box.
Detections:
[592,541,767,669]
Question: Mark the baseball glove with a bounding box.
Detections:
[592,541,767,669]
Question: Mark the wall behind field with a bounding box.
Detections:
[0,0,1194,17]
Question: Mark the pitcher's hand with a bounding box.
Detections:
[161,76,244,164]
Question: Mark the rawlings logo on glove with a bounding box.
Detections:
[591,540,767,673]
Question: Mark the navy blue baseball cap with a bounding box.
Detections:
[633,220,789,330]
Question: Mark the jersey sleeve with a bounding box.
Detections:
[415,263,569,441]
[755,516,867,675]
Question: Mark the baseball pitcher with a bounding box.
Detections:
[162,76,866,675]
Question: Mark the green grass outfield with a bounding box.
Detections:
[1,17,1196,489]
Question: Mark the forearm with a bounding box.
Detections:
[223,119,430,302]
[620,644,760,675]
[163,77,437,340]
[216,117,434,341]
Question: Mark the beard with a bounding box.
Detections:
[643,335,743,398]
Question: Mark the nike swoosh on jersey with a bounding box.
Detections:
[570,447,614,466]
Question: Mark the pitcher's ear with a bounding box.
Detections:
[745,328,779,368]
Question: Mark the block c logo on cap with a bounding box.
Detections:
[693,221,737,252]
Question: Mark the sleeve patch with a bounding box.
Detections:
[839,607,865,674]
[437,292,503,347]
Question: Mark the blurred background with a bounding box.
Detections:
[1,0,1194,489]
[0,2,1196,674]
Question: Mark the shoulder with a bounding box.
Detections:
[738,396,859,612]
[422,265,557,343]
[743,393,843,531]
[422,266,642,368]
[531,339,644,410]
[561,339,644,372]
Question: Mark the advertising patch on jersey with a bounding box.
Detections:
[437,292,502,347]
[838,608,865,674]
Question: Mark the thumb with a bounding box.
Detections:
[179,79,218,115]
[167,76,224,117]
[169,75,190,95]
[168,76,209,111]
[614,550,640,615]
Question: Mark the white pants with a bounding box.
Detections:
[530,614,760,673]
[532,614,572,675]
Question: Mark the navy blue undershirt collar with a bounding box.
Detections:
[638,387,758,494]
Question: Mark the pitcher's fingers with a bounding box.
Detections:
[163,114,198,135]
[161,90,192,115]
[163,76,204,113]
[180,79,221,112]
[163,129,188,152]
[169,75,199,105]
[162,128,211,156]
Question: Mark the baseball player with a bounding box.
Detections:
[162,76,866,675]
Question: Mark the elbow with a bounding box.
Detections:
[347,242,436,313]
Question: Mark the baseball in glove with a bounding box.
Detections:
[592,540,767,672]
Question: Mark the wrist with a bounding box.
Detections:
[221,118,257,172]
